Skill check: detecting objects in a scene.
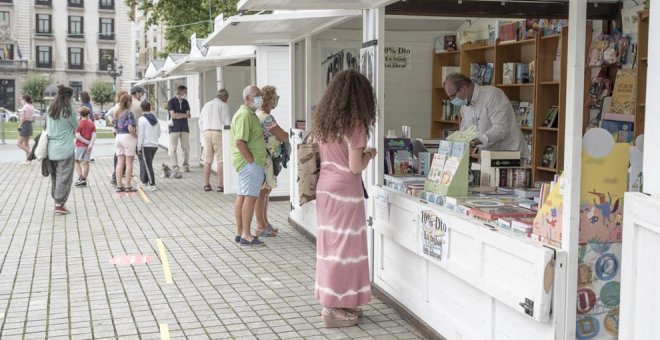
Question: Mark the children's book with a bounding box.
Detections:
[503,63,516,84]
[600,119,634,143]
[533,173,565,246]
[384,138,412,175]
[609,68,637,115]
[417,152,433,177]
[541,145,557,168]
[469,205,537,222]
[543,106,559,127]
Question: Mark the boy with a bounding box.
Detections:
[137,101,161,191]
[74,106,96,187]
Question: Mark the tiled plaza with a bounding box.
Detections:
[0,140,424,339]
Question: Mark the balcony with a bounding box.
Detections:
[34,31,53,40]
[67,0,83,8]
[0,59,28,69]
[98,33,115,41]
[0,0,12,4]
[35,0,51,6]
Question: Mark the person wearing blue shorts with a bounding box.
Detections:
[230,85,268,247]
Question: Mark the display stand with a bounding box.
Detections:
[424,141,469,197]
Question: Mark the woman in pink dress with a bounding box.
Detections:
[313,70,377,327]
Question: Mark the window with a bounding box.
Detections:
[68,0,83,7]
[99,18,114,40]
[35,0,51,5]
[0,0,12,4]
[99,49,114,71]
[153,47,157,58]
[0,12,9,26]
[69,81,82,101]
[68,47,83,69]
[36,46,51,68]
[99,0,114,10]
[153,29,157,43]
[36,14,51,35]
[0,44,14,60]
[68,16,83,38]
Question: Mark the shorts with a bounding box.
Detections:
[237,162,265,197]
[74,147,91,161]
[19,121,33,137]
[203,130,223,163]
[115,133,137,157]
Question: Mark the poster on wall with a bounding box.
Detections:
[384,46,412,70]
[321,48,359,89]
[419,209,448,262]
[576,242,621,340]
[360,44,376,85]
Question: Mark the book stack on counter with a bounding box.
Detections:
[476,150,531,188]
[384,138,413,176]
[384,174,426,195]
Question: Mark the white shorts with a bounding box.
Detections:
[115,133,137,157]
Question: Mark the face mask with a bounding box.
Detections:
[251,96,263,110]
[140,94,146,101]
[181,94,187,100]
[451,97,467,107]
[272,99,278,110]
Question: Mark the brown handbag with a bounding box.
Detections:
[296,132,320,205]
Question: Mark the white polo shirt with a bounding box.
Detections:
[198,98,231,132]
[460,84,531,159]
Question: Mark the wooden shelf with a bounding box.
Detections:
[464,45,495,52]
[435,50,460,55]
[537,127,559,132]
[537,166,557,173]
[497,83,534,87]
[498,39,535,46]
[520,126,533,131]
[541,34,561,40]
[539,81,560,85]
[640,103,646,107]
[434,119,460,124]
[640,57,648,62]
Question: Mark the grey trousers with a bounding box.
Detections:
[50,154,75,206]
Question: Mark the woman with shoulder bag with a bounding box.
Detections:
[47,86,79,214]
[113,94,138,192]
[312,70,378,327]
[17,95,35,164]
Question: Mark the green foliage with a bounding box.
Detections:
[90,81,115,110]
[21,74,50,109]
[124,0,239,54]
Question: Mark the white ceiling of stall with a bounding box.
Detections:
[237,0,397,11]
[204,10,361,46]
[335,16,467,31]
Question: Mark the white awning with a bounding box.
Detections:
[166,54,255,76]
[134,75,186,87]
[237,0,397,11]
[204,10,361,47]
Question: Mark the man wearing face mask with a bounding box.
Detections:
[443,72,530,159]
[168,85,191,172]
[230,85,267,247]
[130,86,145,120]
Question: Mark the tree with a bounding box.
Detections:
[21,74,49,110]
[125,0,240,54]
[90,81,115,110]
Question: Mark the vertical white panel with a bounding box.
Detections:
[644,3,660,196]
[562,1,587,338]
[256,46,292,197]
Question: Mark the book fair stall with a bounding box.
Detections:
[206,0,660,338]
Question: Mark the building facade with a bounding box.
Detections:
[0,0,134,111]
[134,2,166,81]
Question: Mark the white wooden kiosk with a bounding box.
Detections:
[208,0,660,338]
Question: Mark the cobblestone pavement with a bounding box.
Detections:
[0,142,423,339]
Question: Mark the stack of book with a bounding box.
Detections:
[469,63,494,85]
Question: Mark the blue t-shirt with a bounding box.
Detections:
[81,102,94,120]
[114,110,135,134]
[167,97,190,133]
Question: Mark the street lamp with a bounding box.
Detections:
[107,58,123,91]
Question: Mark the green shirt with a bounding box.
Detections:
[46,107,78,161]
[230,105,267,171]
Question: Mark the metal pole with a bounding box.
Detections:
[0,112,5,144]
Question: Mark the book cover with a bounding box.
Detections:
[600,119,634,143]
[579,143,628,244]
[496,217,513,231]
[498,22,518,42]
[533,173,565,245]
[511,217,534,234]
[483,63,494,85]
[417,152,433,176]
[394,150,413,176]
[427,153,447,184]
[470,63,480,84]
[450,142,466,157]
[434,36,443,53]
[516,101,530,126]
[543,106,559,127]
[443,35,457,52]
[384,138,412,175]
[609,68,637,115]
[541,145,557,168]
[470,205,537,222]
[439,157,460,185]
[437,140,453,155]
[503,63,516,84]
[516,63,530,84]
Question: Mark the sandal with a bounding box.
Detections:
[204,185,212,192]
[321,307,358,328]
[116,187,125,192]
[125,187,137,192]
[256,224,277,237]
[217,186,224,192]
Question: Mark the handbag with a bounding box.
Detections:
[34,126,48,161]
[296,132,320,205]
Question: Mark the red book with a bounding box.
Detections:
[469,205,537,222]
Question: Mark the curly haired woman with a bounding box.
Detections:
[313,70,377,327]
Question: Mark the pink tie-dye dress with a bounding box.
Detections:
[315,124,371,308]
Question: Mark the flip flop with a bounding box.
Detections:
[217,186,224,192]
[268,223,279,236]
[256,224,277,237]
[125,187,137,192]
[204,185,212,192]
[116,187,125,192]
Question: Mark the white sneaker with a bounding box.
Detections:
[146,185,157,192]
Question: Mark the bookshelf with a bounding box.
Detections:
[635,10,649,138]
[430,28,583,184]
[431,50,461,138]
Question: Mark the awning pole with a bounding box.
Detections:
[644,2,660,195]
[562,0,587,338]
[305,35,313,127]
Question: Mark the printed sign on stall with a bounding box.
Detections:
[419,209,448,262]
[385,46,412,70]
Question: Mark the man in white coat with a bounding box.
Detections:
[443,72,531,160]
[198,89,232,192]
